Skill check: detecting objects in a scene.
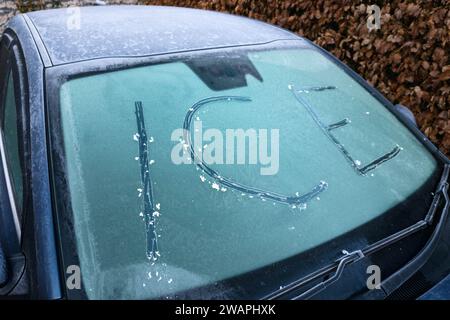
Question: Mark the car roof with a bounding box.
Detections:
[19,5,301,66]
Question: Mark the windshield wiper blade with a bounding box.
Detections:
[363,167,449,257]
[264,164,449,300]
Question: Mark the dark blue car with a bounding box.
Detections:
[0,5,449,300]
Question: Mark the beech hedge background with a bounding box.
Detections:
[145,0,450,156]
[4,0,450,155]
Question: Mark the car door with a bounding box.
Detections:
[0,30,28,297]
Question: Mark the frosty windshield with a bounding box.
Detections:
[57,46,437,299]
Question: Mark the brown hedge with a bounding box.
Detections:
[145,0,450,156]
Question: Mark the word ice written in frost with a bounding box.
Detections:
[171,120,280,176]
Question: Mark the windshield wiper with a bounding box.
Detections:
[264,164,449,300]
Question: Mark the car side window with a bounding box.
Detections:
[1,69,23,219]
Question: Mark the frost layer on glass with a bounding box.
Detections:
[59,48,437,299]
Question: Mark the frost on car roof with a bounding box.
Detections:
[25,5,300,65]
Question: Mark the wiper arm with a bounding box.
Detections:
[264,164,449,300]
[424,168,449,225]
[293,250,365,300]
[363,166,449,256]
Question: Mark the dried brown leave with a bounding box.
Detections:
[11,4,447,150]
[147,0,449,156]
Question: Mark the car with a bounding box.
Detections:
[0,5,449,300]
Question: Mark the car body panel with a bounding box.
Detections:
[25,5,299,66]
[3,15,61,299]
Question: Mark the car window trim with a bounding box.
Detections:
[0,31,31,247]
[0,125,21,242]
[0,42,22,244]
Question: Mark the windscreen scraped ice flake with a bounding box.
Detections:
[289,84,401,175]
[135,101,159,261]
[182,96,328,207]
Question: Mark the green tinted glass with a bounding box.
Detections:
[59,48,437,299]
